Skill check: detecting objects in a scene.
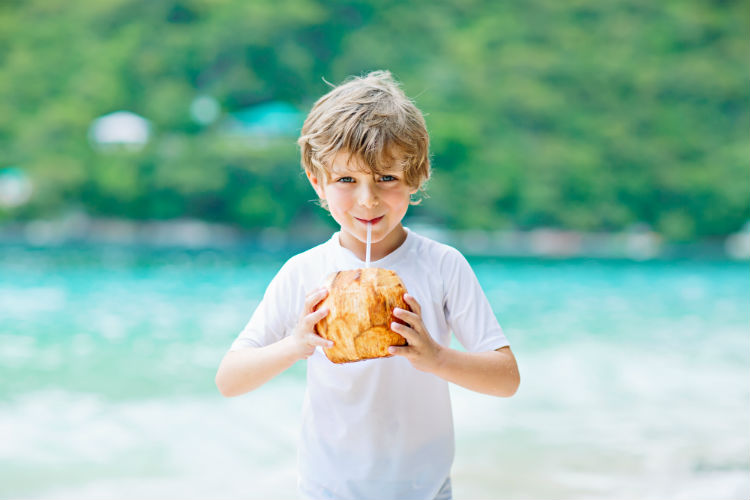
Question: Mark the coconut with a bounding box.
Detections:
[314,268,409,363]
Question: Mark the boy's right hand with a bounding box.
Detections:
[290,287,333,360]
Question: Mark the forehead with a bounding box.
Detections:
[329,150,403,174]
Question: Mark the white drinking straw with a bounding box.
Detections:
[365,222,372,268]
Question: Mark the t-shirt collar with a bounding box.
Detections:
[331,227,413,269]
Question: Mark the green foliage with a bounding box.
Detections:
[0,0,747,240]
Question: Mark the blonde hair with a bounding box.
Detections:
[298,70,431,202]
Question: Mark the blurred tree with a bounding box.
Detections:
[0,0,747,240]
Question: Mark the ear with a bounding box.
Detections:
[305,169,326,200]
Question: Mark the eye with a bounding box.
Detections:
[336,176,355,183]
[379,175,397,182]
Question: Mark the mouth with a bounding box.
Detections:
[355,216,384,225]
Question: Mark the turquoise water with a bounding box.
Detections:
[1,245,748,499]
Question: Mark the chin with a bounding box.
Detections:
[353,231,382,244]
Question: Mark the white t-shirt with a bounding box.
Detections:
[231,228,509,500]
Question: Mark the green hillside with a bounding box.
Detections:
[1,0,747,241]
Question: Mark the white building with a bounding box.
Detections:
[88,111,151,151]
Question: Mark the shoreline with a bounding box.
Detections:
[0,215,747,261]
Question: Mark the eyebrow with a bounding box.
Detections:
[329,169,354,176]
[330,168,402,176]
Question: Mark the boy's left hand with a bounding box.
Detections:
[388,294,443,373]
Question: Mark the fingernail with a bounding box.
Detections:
[327,341,334,347]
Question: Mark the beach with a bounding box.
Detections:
[1,247,747,498]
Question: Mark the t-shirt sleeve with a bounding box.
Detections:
[230,260,302,351]
[443,248,509,352]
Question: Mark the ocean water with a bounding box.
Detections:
[1,245,748,499]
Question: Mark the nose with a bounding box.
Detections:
[357,182,379,208]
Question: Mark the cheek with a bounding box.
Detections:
[382,189,411,212]
[324,188,353,215]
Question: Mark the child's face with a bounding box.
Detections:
[307,150,418,249]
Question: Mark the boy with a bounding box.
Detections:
[216,70,520,500]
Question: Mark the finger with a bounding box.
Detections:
[393,307,421,328]
[403,294,421,315]
[390,321,418,343]
[306,332,334,348]
[388,345,411,356]
[306,286,328,300]
[303,287,329,315]
[303,306,329,329]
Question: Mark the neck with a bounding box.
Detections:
[339,224,407,262]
